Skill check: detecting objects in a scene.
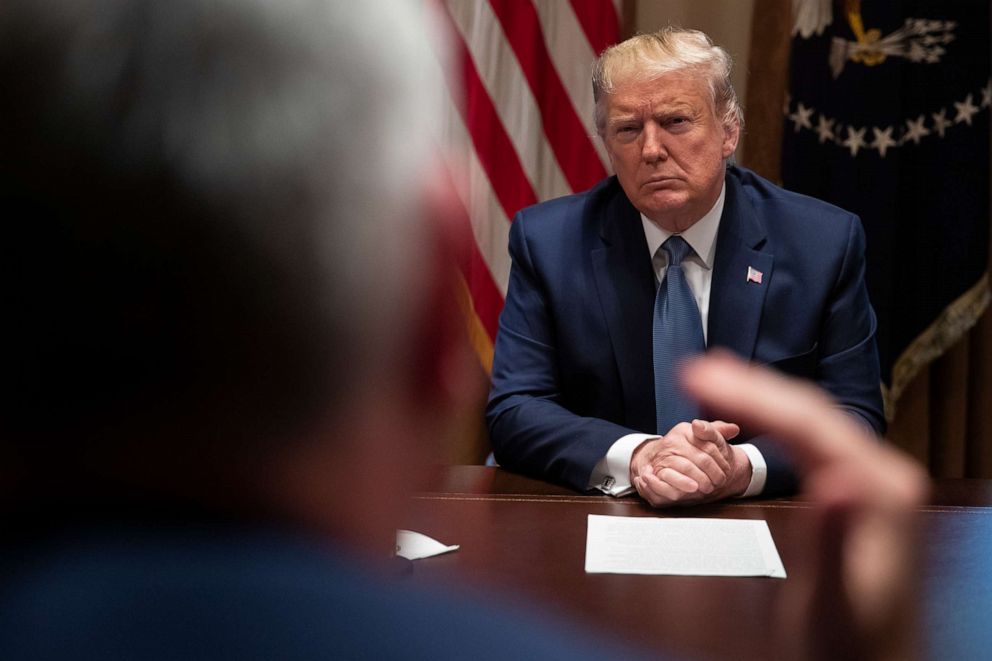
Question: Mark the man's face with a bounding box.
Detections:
[602,71,739,232]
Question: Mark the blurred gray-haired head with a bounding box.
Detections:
[0,0,445,486]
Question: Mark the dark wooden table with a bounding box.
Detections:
[403,467,992,660]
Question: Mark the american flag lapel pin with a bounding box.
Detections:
[746,266,763,284]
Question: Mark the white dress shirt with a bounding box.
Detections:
[588,183,768,498]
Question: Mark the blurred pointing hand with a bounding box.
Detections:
[682,351,929,661]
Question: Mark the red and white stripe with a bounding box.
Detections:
[432,0,621,370]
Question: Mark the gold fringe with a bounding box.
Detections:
[882,273,991,421]
[454,273,495,374]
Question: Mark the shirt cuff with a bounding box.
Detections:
[736,443,767,498]
[588,433,659,497]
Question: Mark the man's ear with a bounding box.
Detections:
[722,119,741,159]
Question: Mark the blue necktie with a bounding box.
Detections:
[653,236,705,435]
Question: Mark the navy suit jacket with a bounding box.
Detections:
[487,165,884,494]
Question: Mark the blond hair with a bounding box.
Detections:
[592,27,743,136]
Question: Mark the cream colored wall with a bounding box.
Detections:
[633,0,755,159]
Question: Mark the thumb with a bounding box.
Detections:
[712,420,740,440]
[691,419,740,443]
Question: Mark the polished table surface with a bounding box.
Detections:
[404,466,992,660]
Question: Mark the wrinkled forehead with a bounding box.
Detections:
[605,70,716,116]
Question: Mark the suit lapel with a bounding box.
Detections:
[708,168,773,360]
[591,184,656,431]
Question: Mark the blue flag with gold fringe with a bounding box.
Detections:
[782,0,991,416]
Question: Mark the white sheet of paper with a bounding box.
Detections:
[585,514,786,578]
[395,529,460,561]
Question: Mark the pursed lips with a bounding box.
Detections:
[640,176,683,189]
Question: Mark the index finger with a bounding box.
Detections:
[680,351,863,468]
[680,351,926,505]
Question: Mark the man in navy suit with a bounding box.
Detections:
[1,3,921,657]
[488,28,885,506]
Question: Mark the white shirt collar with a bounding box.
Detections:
[640,181,725,269]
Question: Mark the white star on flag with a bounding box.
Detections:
[954,94,979,125]
[747,267,763,284]
[842,125,867,157]
[902,115,930,145]
[932,108,951,137]
[815,115,835,144]
[789,103,814,132]
[871,126,897,157]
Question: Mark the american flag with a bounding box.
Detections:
[431,0,622,371]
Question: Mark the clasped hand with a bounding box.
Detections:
[629,419,751,507]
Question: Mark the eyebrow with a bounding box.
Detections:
[607,101,699,126]
[606,114,638,127]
